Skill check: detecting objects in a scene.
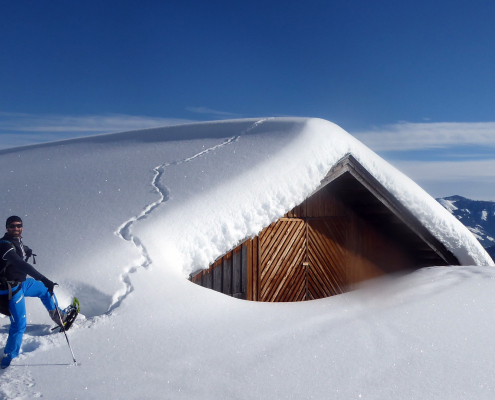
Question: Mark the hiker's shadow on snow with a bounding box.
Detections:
[0,363,76,373]
[0,323,51,335]
[68,282,113,317]
[25,324,53,336]
[12,363,76,367]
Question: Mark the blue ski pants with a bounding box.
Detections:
[0,278,59,358]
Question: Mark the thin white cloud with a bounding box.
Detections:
[390,158,495,201]
[0,112,192,150]
[0,113,190,133]
[0,111,34,118]
[351,121,495,151]
[393,159,495,181]
[186,107,241,117]
[351,121,495,200]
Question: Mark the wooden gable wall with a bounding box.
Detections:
[191,185,416,302]
[190,155,459,302]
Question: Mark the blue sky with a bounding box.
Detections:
[1,1,495,200]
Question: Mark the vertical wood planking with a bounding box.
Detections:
[345,208,414,286]
[233,247,242,296]
[306,195,313,218]
[324,188,333,216]
[246,240,253,300]
[222,252,233,296]
[301,199,307,218]
[213,262,222,292]
[308,194,318,217]
[316,190,329,217]
[191,271,203,285]
[203,267,212,289]
[241,242,248,299]
[252,236,259,301]
[291,205,298,218]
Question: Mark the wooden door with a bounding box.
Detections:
[306,218,347,299]
[259,219,306,302]
[259,217,348,301]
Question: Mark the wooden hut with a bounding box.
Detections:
[190,155,459,301]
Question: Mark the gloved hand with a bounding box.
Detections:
[24,247,37,264]
[41,277,57,294]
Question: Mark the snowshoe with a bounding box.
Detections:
[51,297,80,332]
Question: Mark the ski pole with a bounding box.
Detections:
[50,291,77,366]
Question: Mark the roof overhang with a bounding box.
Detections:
[316,154,460,266]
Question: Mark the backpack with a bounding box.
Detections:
[0,240,20,316]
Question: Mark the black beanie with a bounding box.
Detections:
[6,216,22,227]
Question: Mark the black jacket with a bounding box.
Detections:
[0,234,45,283]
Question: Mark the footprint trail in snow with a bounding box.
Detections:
[112,118,270,309]
[0,119,269,399]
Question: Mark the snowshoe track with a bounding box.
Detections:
[112,118,271,310]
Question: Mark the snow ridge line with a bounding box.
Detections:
[111,118,270,310]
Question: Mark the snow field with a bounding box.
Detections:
[16,265,495,399]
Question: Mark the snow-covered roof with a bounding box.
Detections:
[127,116,491,273]
[0,117,491,289]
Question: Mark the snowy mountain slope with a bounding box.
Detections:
[0,117,493,399]
[437,195,495,248]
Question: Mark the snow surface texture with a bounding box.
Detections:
[0,117,493,399]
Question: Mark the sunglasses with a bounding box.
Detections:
[7,224,23,229]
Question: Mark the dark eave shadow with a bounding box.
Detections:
[317,154,459,267]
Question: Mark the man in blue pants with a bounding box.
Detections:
[0,216,67,369]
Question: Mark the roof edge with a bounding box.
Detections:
[318,154,460,265]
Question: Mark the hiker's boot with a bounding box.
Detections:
[1,353,12,369]
[48,308,66,326]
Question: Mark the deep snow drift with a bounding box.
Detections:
[0,118,493,399]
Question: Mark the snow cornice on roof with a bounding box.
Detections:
[148,117,493,273]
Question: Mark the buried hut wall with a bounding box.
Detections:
[191,242,250,300]
[189,156,459,302]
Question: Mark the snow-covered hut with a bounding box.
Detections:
[190,120,490,302]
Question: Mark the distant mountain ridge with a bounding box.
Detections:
[436,195,495,262]
[486,245,495,261]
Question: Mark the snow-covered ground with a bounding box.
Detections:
[0,118,493,399]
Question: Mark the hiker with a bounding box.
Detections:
[0,216,66,369]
